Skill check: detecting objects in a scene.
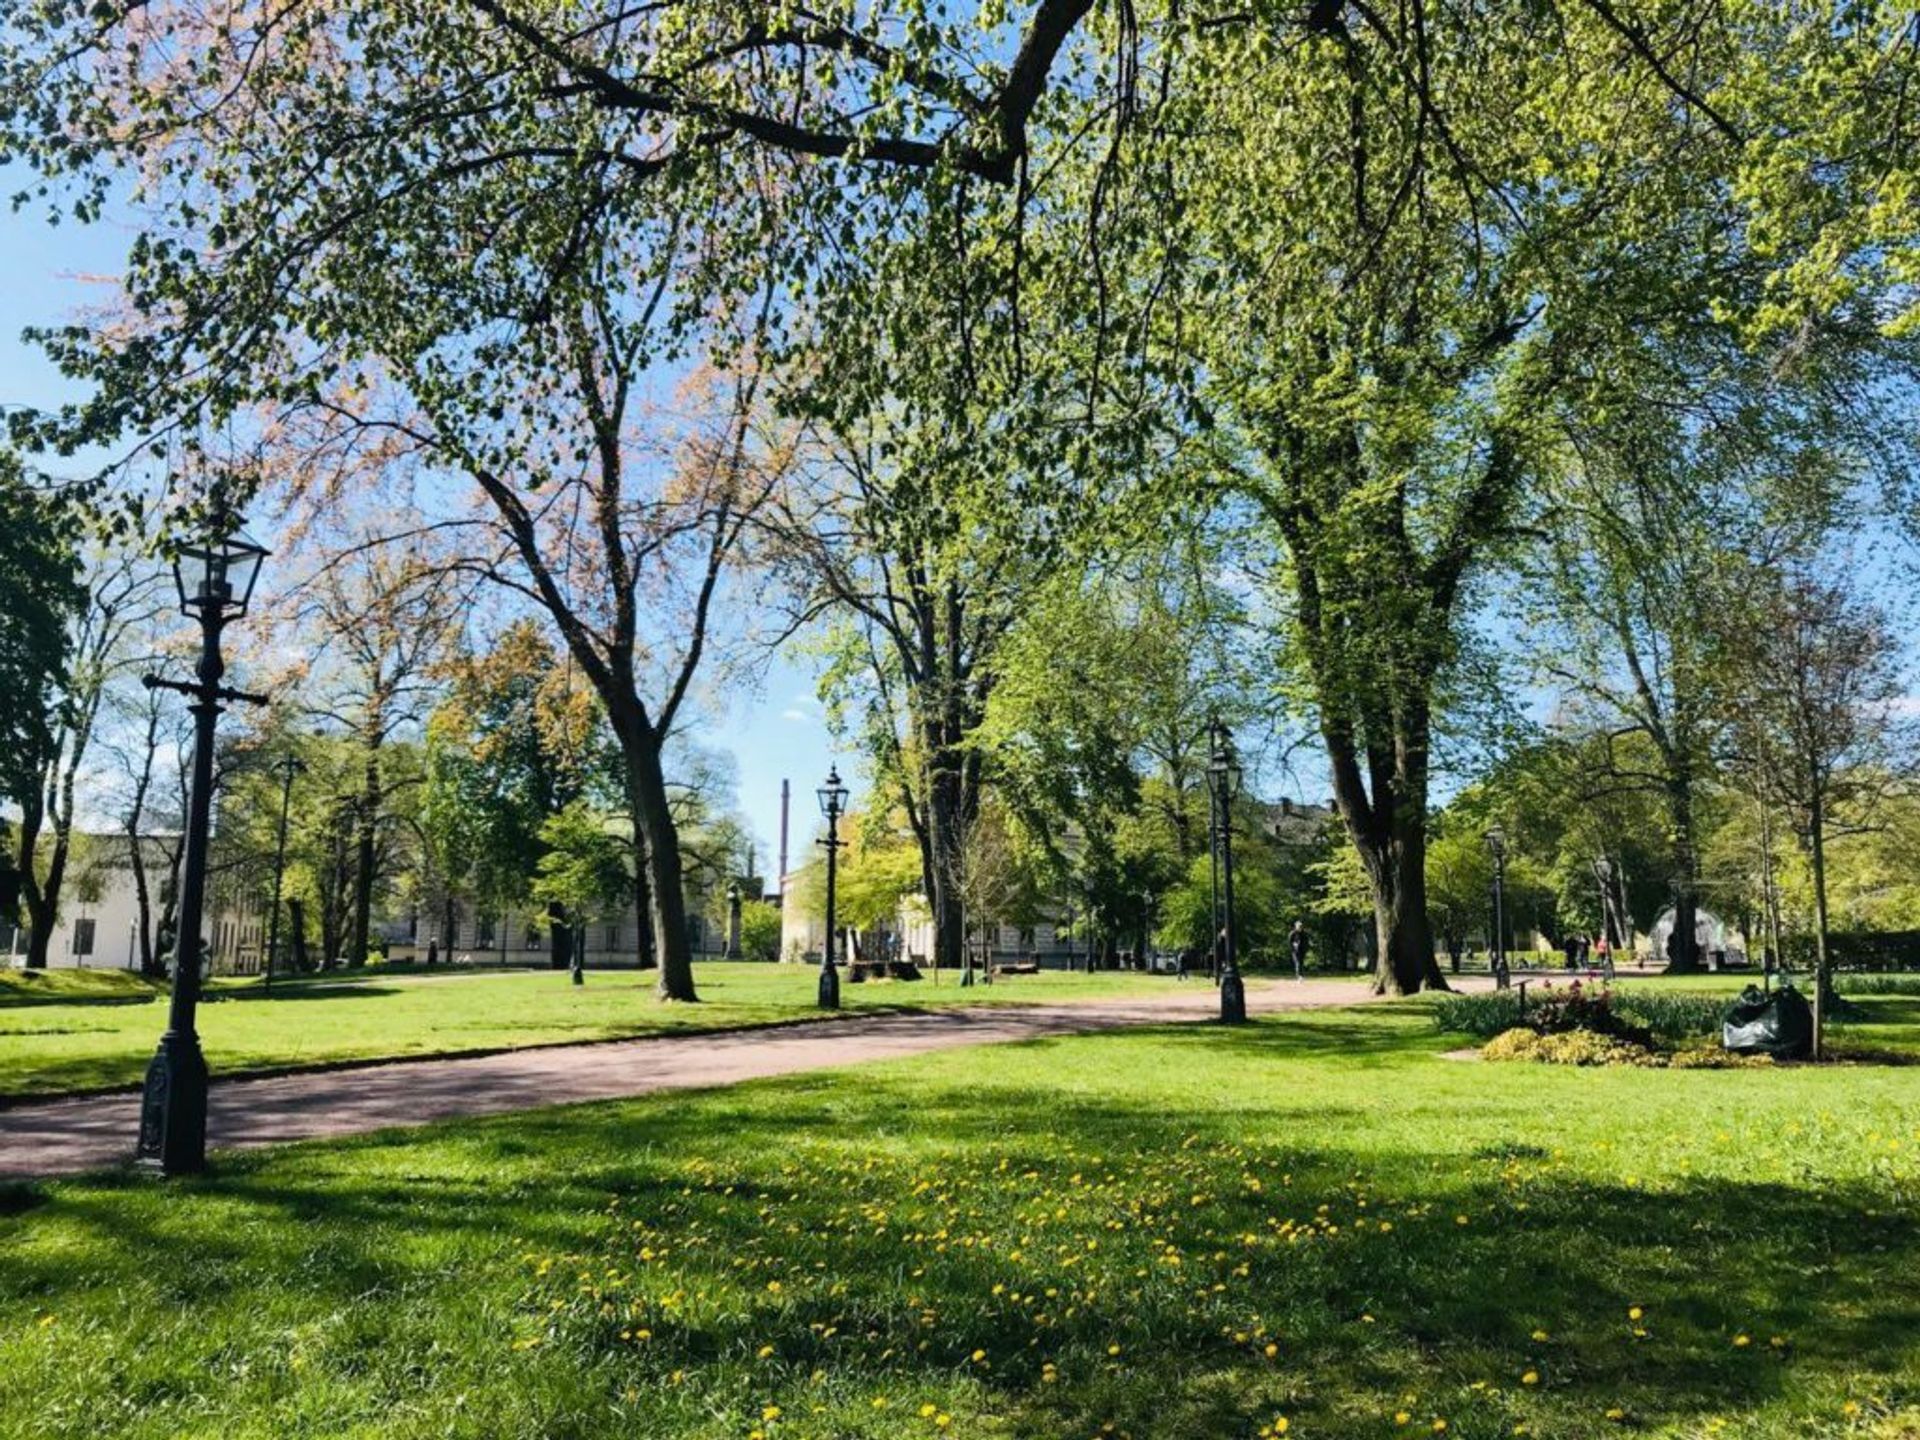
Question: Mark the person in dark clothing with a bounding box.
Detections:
[1288,920,1309,980]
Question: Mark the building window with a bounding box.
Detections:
[477,914,496,948]
[526,926,543,950]
[72,918,96,957]
[604,923,620,949]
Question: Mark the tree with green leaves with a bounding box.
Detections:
[7,535,168,969]
[0,457,82,927]
[1725,564,1910,1055]
[531,802,636,968]
[424,620,617,972]
[1149,3,1896,993]
[295,545,459,968]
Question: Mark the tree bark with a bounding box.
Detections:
[1808,785,1832,1060]
[547,899,572,972]
[1324,696,1449,997]
[289,898,310,972]
[348,737,383,968]
[1662,768,1704,974]
[622,734,696,999]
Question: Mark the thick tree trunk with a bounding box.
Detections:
[1326,699,1448,997]
[1809,788,1832,1060]
[1365,817,1445,996]
[1662,772,1703,974]
[288,898,310,972]
[923,741,974,976]
[128,834,159,976]
[21,889,51,970]
[349,748,381,968]
[623,738,696,1000]
[547,900,572,972]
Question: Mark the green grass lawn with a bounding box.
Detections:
[4,999,1918,1439]
[0,962,1220,1099]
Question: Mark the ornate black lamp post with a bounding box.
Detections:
[1483,825,1510,990]
[817,766,848,1009]
[1592,856,1617,981]
[1206,719,1248,1024]
[262,753,302,992]
[136,516,269,1175]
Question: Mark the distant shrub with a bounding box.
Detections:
[1611,991,1730,1039]
[1431,991,1524,1039]
[1435,980,1681,1044]
[1834,973,1920,997]
[1782,931,1920,972]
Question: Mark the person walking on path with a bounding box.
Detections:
[1288,920,1310,981]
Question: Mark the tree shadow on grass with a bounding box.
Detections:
[4,1040,1917,1439]
[202,984,409,1004]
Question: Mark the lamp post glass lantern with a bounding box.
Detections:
[136,515,271,1175]
[816,767,848,1008]
[1206,719,1247,1024]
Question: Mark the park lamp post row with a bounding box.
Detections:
[817,765,848,1009]
[137,512,271,1177]
[1205,717,1248,1025]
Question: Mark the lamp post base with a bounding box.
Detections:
[818,964,840,1009]
[1219,970,1248,1024]
[135,1031,209,1176]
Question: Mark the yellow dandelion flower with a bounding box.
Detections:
[1522,1371,1539,1386]
[762,1406,782,1421]
[1531,1329,1549,1342]
[920,1404,939,1418]
[1627,1307,1643,1321]
[934,1413,952,1429]
[1733,1334,1751,1349]
[1395,1414,1411,1427]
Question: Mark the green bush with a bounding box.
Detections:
[1483,1027,1653,1066]
[1431,991,1528,1039]
[1835,973,1920,996]
[1482,1026,1775,1069]
[1612,991,1730,1038]
[1782,931,1920,972]
[1433,984,1728,1041]
[737,901,783,963]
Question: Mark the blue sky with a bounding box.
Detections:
[0,183,837,871]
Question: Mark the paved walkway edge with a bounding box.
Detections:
[0,979,1487,1182]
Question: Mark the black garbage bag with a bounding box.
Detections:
[1722,983,1813,1059]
